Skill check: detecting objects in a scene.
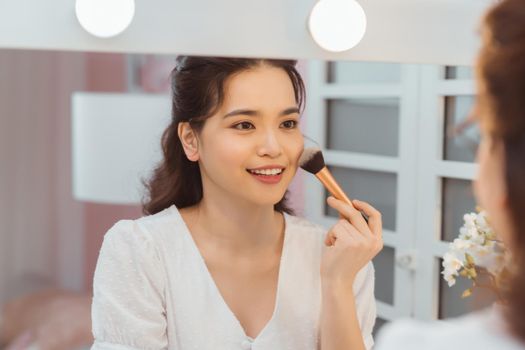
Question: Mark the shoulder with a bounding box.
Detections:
[283,214,327,265]
[135,204,179,237]
[94,210,176,291]
[285,213,326,238]
[285,214,328,253]
[103,205,177,246]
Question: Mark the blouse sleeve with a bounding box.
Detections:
[353,261,377,350]
[91,220,168,350]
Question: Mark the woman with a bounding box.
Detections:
[91,56,383,350]
[376,0,525,348]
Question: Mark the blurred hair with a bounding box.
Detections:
[477,0,525,342]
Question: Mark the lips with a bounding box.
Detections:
[246,165,286,184]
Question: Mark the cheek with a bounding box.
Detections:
[205,134,250,172]
[285,133,304,165]
[474,144,507,224]
[474,150,494,210]
[474,140,490,205]
[474,172,490,211]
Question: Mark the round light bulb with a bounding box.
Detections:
[308,0,367,52]
[75,0,135,38]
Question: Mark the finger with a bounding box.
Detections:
[324,231,335,246]
[325,220,350,245]
[338,218,362,237]
[332,228,368,251]
[338,211,367,225]
[338,229,383,259]
[327,196,370,234]
[352,199,382,236]
[325,222,345,246]
[332,219,365,246]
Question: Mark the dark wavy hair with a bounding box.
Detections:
[477,0,525,343]
[142,56,305,216]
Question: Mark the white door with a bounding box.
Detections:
[304,61,486,332]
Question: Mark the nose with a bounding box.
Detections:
[256,129,282,158]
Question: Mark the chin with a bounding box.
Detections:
[240,173,292,205]
[245,192,287,207]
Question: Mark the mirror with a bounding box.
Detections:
[0,48,489,348]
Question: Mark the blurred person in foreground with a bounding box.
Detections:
[375,0,525,348]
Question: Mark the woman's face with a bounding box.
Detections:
[473,126,513,246]
[195,64,304,207]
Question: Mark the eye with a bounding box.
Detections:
[281,120,298,129]
[233,121,255,130]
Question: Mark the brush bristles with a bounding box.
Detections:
[299,147,325,174]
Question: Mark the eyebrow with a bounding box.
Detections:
[223,107,300,119]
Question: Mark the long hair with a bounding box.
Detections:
[142,56,306,216]
[477,0,525,342]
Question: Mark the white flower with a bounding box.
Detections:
[443,271,457,287]
[468,227,484,245]
[463,213,477,228]
[451,238,473,252]
[443,252,463,273]
[442,209,509,295]
[476,211,490,231]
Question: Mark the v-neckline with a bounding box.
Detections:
[171,205,290,342]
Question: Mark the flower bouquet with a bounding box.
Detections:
[442,209,511,300]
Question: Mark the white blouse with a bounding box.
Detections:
[375,304,525,350]
[91,205,376,350]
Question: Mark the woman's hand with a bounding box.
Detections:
[321,196,383,290]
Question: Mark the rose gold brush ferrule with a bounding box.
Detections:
[315,167,353,206]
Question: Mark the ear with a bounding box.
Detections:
[177,122,200,162]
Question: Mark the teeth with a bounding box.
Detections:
[250,168,283,176]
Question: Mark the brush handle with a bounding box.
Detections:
[316,167,352,205]
[316,167,369,223]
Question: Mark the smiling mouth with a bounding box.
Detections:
[246,168,285,176]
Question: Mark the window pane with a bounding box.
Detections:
[437,258,496,319]
[326,98,399,157]
[443,96,479,162]
[327,61,401,84]
[325,167,397,231]
[372,246,395,305]
[445,66,474,80]
[441,178,477,242]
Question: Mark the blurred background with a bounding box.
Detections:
[0,51,491,349]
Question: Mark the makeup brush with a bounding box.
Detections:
[299,147,368,222]
[299,147,352,204]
